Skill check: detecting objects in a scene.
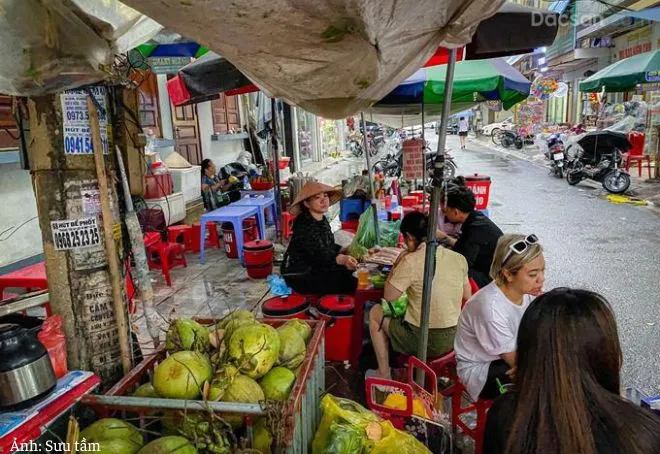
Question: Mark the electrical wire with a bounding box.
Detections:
[0,216,38,241]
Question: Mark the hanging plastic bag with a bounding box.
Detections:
[38,315,68,378]
[347,206,377,260]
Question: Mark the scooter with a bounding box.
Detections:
[565,131,632,194]
[545,133,566,178]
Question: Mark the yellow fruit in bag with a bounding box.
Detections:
[382,393,431,419]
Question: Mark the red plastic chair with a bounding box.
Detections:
[167,224,193,251]
[429,352,493,454]
[146,240,187,287]
[191,222,220,253]
[282,211,296,240]
[625,131,653,177]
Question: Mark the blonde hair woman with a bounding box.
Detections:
[454,234,545,400]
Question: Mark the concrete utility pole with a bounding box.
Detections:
[27,88,130,387]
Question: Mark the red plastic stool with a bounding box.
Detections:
[146,241,187,287]
[191,222,221,253]
[167,225,193,251]
[282,211,296,240]
[429,351,492,454]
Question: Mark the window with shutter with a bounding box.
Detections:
[211,94,241,133]
[0,95,19,150]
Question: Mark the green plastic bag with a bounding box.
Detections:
[354,206,378,249]
[377,220,401,247]
[381,294,408,318]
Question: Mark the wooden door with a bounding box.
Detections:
[172,104,202,165]
[137,72,162,137]
[0,96,19,149]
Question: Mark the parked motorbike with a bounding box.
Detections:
[565,131,632,194]
[545,133,566,178]
[372,147,456,180]
[348,137,364,157]
[497,130,524,150]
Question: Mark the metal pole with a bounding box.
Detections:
[361,112,380,244]
[271,98,282,242]
[416,48,457,385]
[421,97,427,214]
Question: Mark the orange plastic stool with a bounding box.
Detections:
[168,224,193,251]
[282,211,296,240]
[191,222,221,253]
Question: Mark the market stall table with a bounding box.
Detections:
[199,205,262,265]
[0,262,50,316]
[0,371,100,453]
[233,194,276,235]
[350,286,384,370]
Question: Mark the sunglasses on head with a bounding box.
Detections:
[502,234,539,267]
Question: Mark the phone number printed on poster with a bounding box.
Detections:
[51,217,101,251]
[61,86,109,155]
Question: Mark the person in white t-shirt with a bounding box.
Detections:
[454,233,545,400]
[458,116,469,150]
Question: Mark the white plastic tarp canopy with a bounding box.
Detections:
[0,0,162,96]
[121,0,505,119]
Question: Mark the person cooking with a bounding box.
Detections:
[201,158,241,210]
[368,212,471,379]
[281,181,358,295]
[436,183,503,288]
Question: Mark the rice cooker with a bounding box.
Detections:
[0,323,56,409]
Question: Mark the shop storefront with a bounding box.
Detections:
[295,107,317,163]
[611,23,660,152]
[318,118,345,159]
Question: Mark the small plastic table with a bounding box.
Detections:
[233,195,276,234]
[0,262,48,299]
[199,205,262,264]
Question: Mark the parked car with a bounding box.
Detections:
[481,117,515,136]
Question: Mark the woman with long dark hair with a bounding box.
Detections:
[484,288,660,454]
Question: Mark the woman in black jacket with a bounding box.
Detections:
[282,181,358,295]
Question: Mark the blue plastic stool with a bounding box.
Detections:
[234,195,276,236]
[199,205,261,265]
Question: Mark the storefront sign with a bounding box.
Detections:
[402,139,425,180]
[60,86,109,155]
[645,71,660,83]
[51,217,101,251]
[614,25,659,61]
[486,100,502,111]
[147,56,192,74]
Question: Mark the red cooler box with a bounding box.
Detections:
[262,294,310,320]
[318,295,355,362]
[465,174,491,210]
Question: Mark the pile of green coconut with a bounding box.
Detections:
[79,311,311,454]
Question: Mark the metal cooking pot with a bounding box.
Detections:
[0,323,56,410]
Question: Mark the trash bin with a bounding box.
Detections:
[465,174,492,211]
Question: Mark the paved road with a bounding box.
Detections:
[318,132,660,396]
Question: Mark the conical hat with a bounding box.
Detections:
[164,152,192,169]
[290,181,342,216]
